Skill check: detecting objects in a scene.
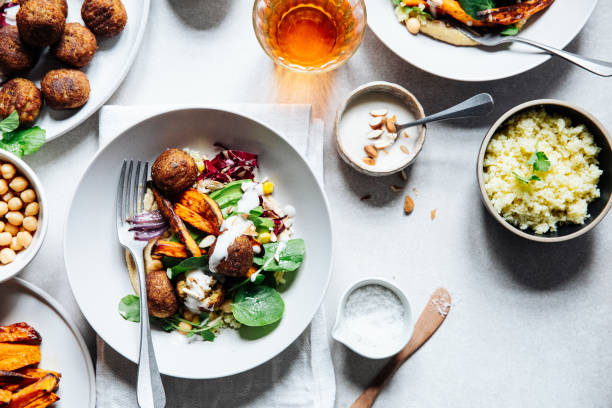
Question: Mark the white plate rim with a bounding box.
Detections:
[4,277,96,407]
[63,106,335,379]
[365,0,598,82]
[44,0,151,142]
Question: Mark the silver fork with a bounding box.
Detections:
[116,160,166,408]
[453,24,612,77]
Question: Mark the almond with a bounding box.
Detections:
[369,117,384,129]
[400,145,410,155]
[369,108,388,117]
[362,157,376,166]
[404,195,414,214]
[364,144,378,159]
[385,116,397,133]
[367,129,384,140]
[374,139,392,150]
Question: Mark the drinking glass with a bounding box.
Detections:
[253,0,366,73]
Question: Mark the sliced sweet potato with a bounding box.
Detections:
[0,344,40,372]
[0,371,37,392]
[0,389,11,406]
[0,324,41,345]
[152,187,201,258]
[8,374,59,408]
[14,370,60,381]
[153,240,188,258]
[174,203,218,235]
[179,189,223,230]
[21,392,58,408]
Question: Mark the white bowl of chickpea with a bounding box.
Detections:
[0,150,47,283]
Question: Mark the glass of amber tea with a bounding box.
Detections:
[253,0,366,73]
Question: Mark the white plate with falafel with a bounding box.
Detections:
[366,0,598,81]
[0,0,150,143]
[64,107,333,379]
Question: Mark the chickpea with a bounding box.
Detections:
[5,212,23,226]
[25,202,38,217]
[22,216,37,232]
[9,237,22,251]
[0,202,7,217]
[16,231,32,248]
[183,310,195,321]
[20,189,36,204]
[177,322,192,333]
[0,248,15,264]
[9,176,28,193]
[0,221,4,233]
[406,17,421,35]
[0,232,11,246]
[1,164,16,180]
[3,223,18,236]
[0,179,7,195]
[7,197,22,211]
[2,192,13,202]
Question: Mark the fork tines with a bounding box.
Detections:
[116,160,149,229]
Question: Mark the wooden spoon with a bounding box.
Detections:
[350,288,452,408]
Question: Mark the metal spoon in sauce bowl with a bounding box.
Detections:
[390,93,494,144]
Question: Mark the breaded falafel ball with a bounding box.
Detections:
[0,78,42,128]
[51,23,97,68]
[20,0,68,17]
[210,235,254,278]
[0,25,39,75]
[16,0,66,47]
[81,0,127,37]
[41,69,90,110]
[151,149,198,197]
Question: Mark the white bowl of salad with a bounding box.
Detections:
[64,108,333,379]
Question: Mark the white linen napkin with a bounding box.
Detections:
[96,104,333,408]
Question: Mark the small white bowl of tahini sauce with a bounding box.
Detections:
[332,278,413,359]
[335,81,427,176]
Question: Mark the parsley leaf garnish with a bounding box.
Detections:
[513,146,551,184]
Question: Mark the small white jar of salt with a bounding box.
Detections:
[332,278,413,359]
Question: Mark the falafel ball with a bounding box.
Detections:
[16,0,66,47]
[81,0,127,37]
[146,270,178,319]
[210,235,254,278]
[0,78,42,128]
[20,0,68,17]
[51,23,97,68]
[0,25,39,75]
[151,149,198,197]
[41,69,90,110]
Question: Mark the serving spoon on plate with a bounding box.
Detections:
[453,25,612,77]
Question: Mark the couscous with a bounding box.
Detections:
[484,109,602,234]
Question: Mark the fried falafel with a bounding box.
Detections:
[210,235,254,278]
[51,22,97,68]
[0,78,42,128]
[0,25,39,75]
[16,0,66,47]
[20,0,68,17]
[151,149,198,197]
[41,69,90,110]
[81,0,127,37]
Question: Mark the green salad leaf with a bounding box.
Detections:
[231,284,284,326]
[253,239,305,272]
[458,0,495,19]
[118,295,140,322]
[0,111,19,133]
[0,111,46,157]
[500,24,519,36]
[167,255,209,279]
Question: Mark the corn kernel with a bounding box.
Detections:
[262,181,274,195]
[257,232,271,244]
[196,161,205,172]
[246,266,258,278]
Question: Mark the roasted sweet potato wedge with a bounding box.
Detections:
[0,344,40,372]
[152,187,201,258]
[0,389,11,406]
[153,240,188,258]
[7,374,59,408]
[0,371,37,392]
[179,189,223,231]
[20,392,59,408]
[15,370,60,381]
[174,203,218,235]
[477,0,554,25]
[0,324,41,345]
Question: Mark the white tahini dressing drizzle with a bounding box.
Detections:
[209,216,254,273]
[182,270,216,313]
[237,182,263,213]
